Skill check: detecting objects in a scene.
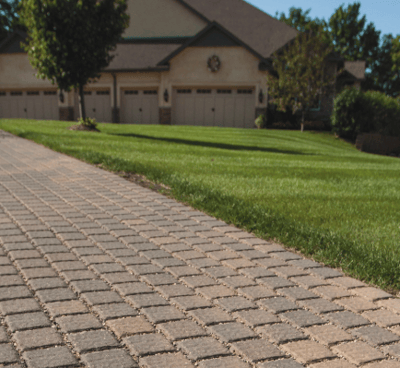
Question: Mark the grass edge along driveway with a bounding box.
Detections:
[0,119,399,293]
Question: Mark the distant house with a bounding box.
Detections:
[0,0,365,127]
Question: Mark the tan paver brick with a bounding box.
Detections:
[336,297,379,313]
[314,286,352,300]
[106,316,153,338]
[362,309,400,327]
[309,360,357,368]
[332,342,385,365]
[281,340,336,364]
[378,299,400,315]
[364,361,400,368]
[329,277,367,289]
[304,325,354,346]
[351,287,392,302]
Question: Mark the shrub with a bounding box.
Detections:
[331,87,400,141]
[255,114,267,129]
[78,117,98,130]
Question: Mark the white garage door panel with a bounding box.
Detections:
[173,88,255,128]
[121,90,158,125]
[83,90,112,123]
[0,90,58,120]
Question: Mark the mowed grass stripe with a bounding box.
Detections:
[1,119,399,291]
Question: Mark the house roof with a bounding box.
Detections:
[344,61,366,80]
[0,30,27,53]
[179,0,299,58]
[157,22,268,67]
[105,43,180,72]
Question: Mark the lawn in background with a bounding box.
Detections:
[1,119,399,291]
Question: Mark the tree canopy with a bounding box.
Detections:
[0,0,20,42]
[267,28,337,131]
[20,0,129,120]
[277,2,399,96]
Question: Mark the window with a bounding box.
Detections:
[0,92,6,96]
[125,90,138,95]
[44,91,57,96]
[197,89,212,94]
[96,91,110,95]
[10,91,22,96]
[143,90,157,95]
[27,91,40,96]
[217,89,232,94]
[237,89,253,94]
[177,89,192,94]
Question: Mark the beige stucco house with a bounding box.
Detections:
[0,0,365,127]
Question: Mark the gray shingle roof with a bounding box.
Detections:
[105,43,181,71]
[181,0,299,57]
[344,61,366,80]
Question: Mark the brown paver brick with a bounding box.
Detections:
[80,349,137,368]
[257,323,307,344]
[177,337,229,360]
[13,328,62,351]
[106,316,153,338]
[45,300,88,317]
[281,340,336,364]
[234,309,280,327]
[237,285,276,300]
[299,298,344,314]
[123,333,175,356]
[197,285,236,299]
[332,342,385,365]
[23,346,79,368]
[5,312,52,332]
[291,275,329,289]
[56,313,102,333]
[313,285,351,300]
[158,320,207,340]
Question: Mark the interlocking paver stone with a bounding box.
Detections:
[258,359,304,368]
[0,344,19,365]
[140,353,194,368]
[353,325,400,345]
[45,300,88,317]
[281,340,336,364]
[142,305,185,323]
[281,310,325,327]
[81,349,138,368]
[258,297,300,314]
[298,298,344,314]
[92,303,138,320]
[304,325,353,346]
[36,288,77,303]
[23,346,79,368]
[13,328,62,351]
[67,330,119,353]
[106,316,153,338]
[0,298,41,315]
[332,342,385,365]
[189,307,233,326]
[126,293,169,308]
[198,356,250,368]
[123,333,175,356]
[177,337,229,360]
[207,322,256,342]
[231,339,285,362]
[325,311,371,329]
[56,314,102,333]
[203,267,239,280]
[257,323,307,344]
[363,309,400,327]
[234,309,280,327]
[171,295,212,310]
[0,286,32,301]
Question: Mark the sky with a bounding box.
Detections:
[247,0,400,38]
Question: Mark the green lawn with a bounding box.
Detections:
[1,119,400,291]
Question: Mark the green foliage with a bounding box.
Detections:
[267,28,336,127]
[0,0,20,41]
[254,114,266,129]
[20,0,129,91]
[1,120,400,291]
[328,2,380,68]
[332,87,400,140]
[78,117,97,129]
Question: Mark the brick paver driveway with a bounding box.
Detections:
[1,130,400,368]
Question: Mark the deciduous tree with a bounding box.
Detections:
[20,0,129,121]
[0,0,20,42]
[267,29,337,132]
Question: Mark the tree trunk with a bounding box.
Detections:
[301,111,305,132]
[78,85,86,121]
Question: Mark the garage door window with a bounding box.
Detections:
[27,91,40,96]
[177,89,192,94]
[11,91,23,96]
[238,89,253,94]
[217,89,232,94]
[143,90,157,95]
[197,89,212,94]
[97,91,109,95]
[125,90,138,95]
[0,92,6,96]
[44,91,56,96]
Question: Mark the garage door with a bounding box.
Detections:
[173,88,255,128]
[120,89,159,124]
[75,90,112,123]
[0,90,58,120]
